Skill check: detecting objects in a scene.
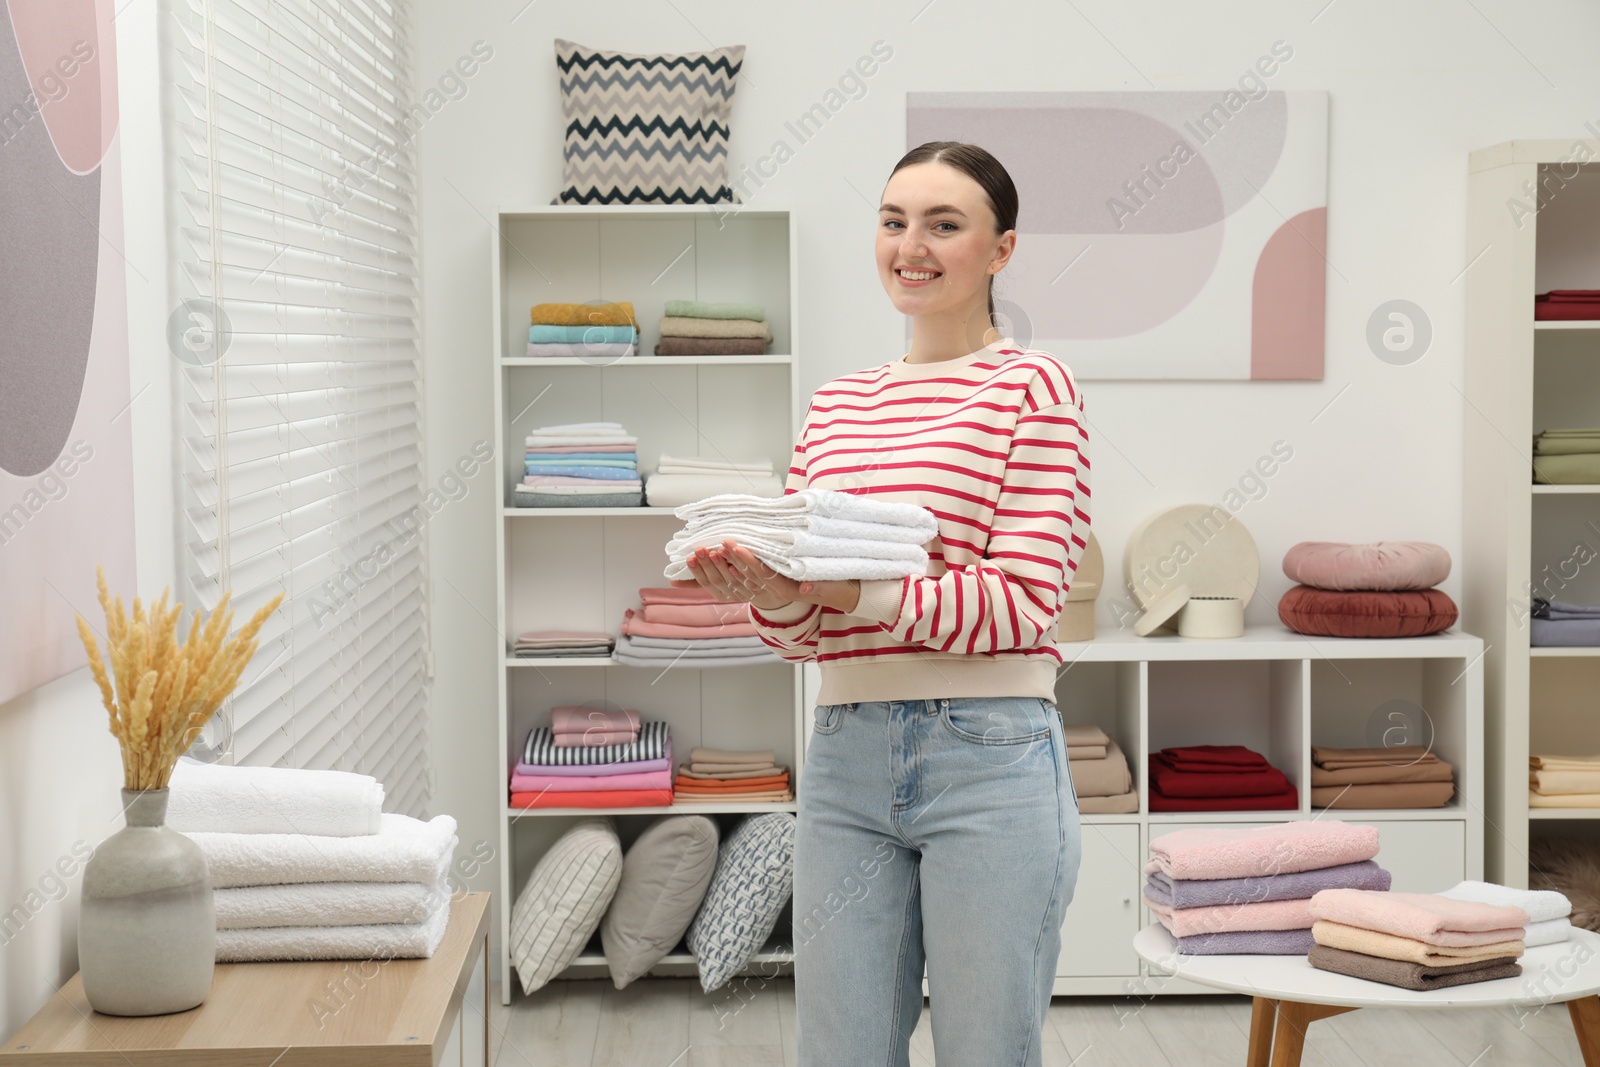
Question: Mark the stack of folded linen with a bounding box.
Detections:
[510,630,614,659]
[663,488,937,582]
[614,586,781,668]
[643,453,785,509]
[1531,597,1600,646]
[512,719,673,809]
[1308,888,1529,990]
[674,746,793,803]
[1144,820,1384,955]
[517,421,642,508]
[1063,724,1136,814]
[1529,753,1600,807]
[1533,428,1600,485]
[1311,744,1455,809]
[1147,745,1298,812]
[527,301,639,358]
[1535,289,1600,321]
[1440,879,1573,946]
[654,300,771,356]
[168,758,457,962]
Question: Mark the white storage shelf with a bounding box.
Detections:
[490,205,803,1004]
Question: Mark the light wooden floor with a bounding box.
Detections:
[479,977,1595,1066]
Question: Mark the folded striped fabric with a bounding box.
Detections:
[523,721,668,765]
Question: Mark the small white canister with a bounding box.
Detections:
[1176,595,1244,638]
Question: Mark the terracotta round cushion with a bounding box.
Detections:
[1278,585,1458,638]
[1282,541,1451,591]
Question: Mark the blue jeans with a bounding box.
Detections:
[793,696,1082,1067]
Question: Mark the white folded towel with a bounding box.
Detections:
[1440,879,1573,923]
[683,511,934,545]
[667,525,929,563]
[215,895,451,962]
[643,473,785,508]
[530,421,625,432]
[516,482,641,495]
[1527,916,1573,947]
[655,453,775,476]
[165,757,384,838]
[675,488,937,536]
[525,435,638,447]
[213,876,449,930]
[664,551,924,582]
[183,813,458,889]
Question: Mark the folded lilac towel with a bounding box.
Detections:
[1308,889,1530,942]
[509,767,673,792]
[515,755,671,777]
[1146,821,1380,881]
[1173,927,1316,955]
[1146,894,1313,936]
[1145,860,1391,909]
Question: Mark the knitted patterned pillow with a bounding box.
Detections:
[554,38,745,205]
[685,812,795,992]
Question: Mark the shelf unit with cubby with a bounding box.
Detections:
[489,204,803,1003]
[1464,139,1600,885]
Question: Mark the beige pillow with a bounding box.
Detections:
[509,817,623,995]
[601,815,721,988]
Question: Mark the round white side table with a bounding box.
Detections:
[1133,924,1600,1067]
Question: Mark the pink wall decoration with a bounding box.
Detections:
[906,89,1329,380]
[0,0,136,705]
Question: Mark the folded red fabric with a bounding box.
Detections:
[509,788,673,809]
[1148,781,1300,812]
[1158,745,1270,768]
[1535,302,1600,320]
[1149,754,1292,798]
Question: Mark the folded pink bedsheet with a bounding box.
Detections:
[640,601,752,626]
[551,704,642,734]
[1308,889,1529,943]
[1145,894,1314,937]
[509,767,673,792]
[1146,821,1380,881]
[621,607,757,639]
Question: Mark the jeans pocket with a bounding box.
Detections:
[940,696,1053,746]
[812,703,847,735]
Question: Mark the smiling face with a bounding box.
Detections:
[876,160,1014,325]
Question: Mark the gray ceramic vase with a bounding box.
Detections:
[79,788,215,1016]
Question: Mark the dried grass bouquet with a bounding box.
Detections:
[75,564,285,790]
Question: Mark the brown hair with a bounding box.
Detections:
[887,141,1019,327]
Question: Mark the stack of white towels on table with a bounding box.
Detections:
[167,757,459,962]
[663,488,938,582]
[643,454,784,509]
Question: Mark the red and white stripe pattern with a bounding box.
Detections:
[749,343,1091,702]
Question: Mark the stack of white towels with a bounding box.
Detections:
[643,454,784,509]
[663,488,938,582]
[167,757,459,962]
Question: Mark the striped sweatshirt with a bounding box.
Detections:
[749,338,1091,705]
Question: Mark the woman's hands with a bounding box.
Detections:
[670,540,862,614]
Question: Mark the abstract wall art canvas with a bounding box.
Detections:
[906,88,1329,380]
[0,0,136,705]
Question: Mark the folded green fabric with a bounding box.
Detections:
[1533,454,1600,483]
[665,299,766,320]
[1534,437,1600,456]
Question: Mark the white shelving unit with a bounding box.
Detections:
[1464,140,1600,886]
[489,205,804,1003]
[798,624,1485,995]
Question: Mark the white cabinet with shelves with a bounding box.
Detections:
[489,205,803,1003]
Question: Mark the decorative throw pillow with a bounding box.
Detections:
[600,815,721,988]
[685,812,796,992]
[1282,541,1451,591]
[554,38,745,205]
[509,817,623,995]
[1278,585,1458,638]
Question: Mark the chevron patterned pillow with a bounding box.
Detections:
[554,38,745,205]
[685,811,795,992]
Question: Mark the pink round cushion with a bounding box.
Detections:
[1278,586,1458,638]
[1281,541,1451,591]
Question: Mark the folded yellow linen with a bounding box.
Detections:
[1530,789,1600,807]
[1311,920,1524,966]
[659,315,771,340]
[1531,768,1600,794]
[531,302,638,327]
[1531,755,1600,771]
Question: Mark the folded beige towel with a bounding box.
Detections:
[1311,920,1525,966]
[1531,769,1600,794]
[659,316,771,340]
[1077,791,1138,814]
[675,789,793,802]
[1311,745,1440,770]
[679,765,784,780]
[1531,755,1600,770]
[1061,723,1111,759]
[690,746,776,765]
[1312,759,1455,786]
[1068,739,1133,798]
[1530,789,1600,807]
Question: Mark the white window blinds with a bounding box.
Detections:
[164,0,431,815]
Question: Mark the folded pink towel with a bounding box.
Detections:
[551,704,642,735]
[638,586,720,605]
[1308,889,1529,942]
[621,607,758,639]
[526,444,637,453]
[1145,894,1314,937]
[1146,821,1381,881]
[552,731,638,748]
[639,601,752,626]
[509,767,673,792]
[523,474,642,486]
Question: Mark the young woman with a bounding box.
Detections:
[676,140,1090,1066]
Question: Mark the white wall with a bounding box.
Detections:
[0,0,173,1038]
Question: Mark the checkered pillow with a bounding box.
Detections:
[685,812,795,992]
[553,38,745,205]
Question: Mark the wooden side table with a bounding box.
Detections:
[2,891,490,1066]
[1133,924,1600,1067]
